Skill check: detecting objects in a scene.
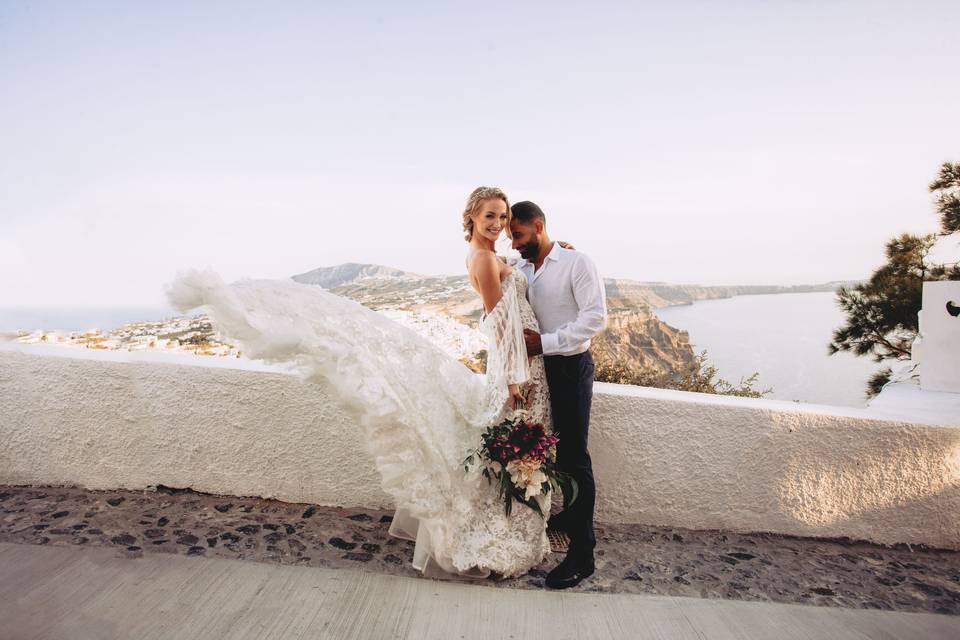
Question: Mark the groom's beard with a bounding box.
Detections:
[518,239,540,261]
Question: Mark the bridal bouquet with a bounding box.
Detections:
[463,406,577,517]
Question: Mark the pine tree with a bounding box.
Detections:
[930,162,960,235]
[829,161,960,398]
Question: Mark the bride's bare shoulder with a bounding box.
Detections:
[467,250,506,294]
[467,248,499,271]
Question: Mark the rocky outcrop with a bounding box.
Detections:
[593,309,695,376]
[291,263,419,290]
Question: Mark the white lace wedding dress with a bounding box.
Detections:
[165,265,553,579]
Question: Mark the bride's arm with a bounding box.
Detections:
[472,254,528,409]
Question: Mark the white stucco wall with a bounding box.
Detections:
[918,280,960,393]
[2,346,959,549]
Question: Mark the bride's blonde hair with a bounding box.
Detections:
[462,186,511,242]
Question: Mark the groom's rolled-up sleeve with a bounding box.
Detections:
[539,254,608,355]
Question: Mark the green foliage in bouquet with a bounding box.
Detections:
[463,404,577,517]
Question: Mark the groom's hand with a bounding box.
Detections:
[524,329,543,356]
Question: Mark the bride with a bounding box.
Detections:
[164,186,554,579]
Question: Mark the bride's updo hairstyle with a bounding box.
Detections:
[462,186,511,242]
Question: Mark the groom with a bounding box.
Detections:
[510,200,608,589]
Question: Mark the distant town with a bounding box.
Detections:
[13,314,240,358]
[11,306,489,371]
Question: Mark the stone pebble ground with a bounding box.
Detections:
[2,484,958,615]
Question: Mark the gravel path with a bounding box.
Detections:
[2,484,958,615]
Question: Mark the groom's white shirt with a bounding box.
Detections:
[513,242,608,356]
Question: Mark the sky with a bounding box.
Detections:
[1,0,958,307]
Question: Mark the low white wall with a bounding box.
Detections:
[2,347,959,549]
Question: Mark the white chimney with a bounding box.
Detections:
[918,281,960,393]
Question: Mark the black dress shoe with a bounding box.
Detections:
[545,549,595,589]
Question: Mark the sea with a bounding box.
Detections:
[656,291,883,408]
[0,307,182,334]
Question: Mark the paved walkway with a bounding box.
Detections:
[2,542,959,640]
[5,485,960,615]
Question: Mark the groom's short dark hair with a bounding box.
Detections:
[511,201,546,224]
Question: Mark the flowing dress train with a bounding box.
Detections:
[164,266,553,578]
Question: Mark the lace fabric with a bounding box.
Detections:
[165,266,552,578]
[480,270,530,385]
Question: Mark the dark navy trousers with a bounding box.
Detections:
[542,349,597,552]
